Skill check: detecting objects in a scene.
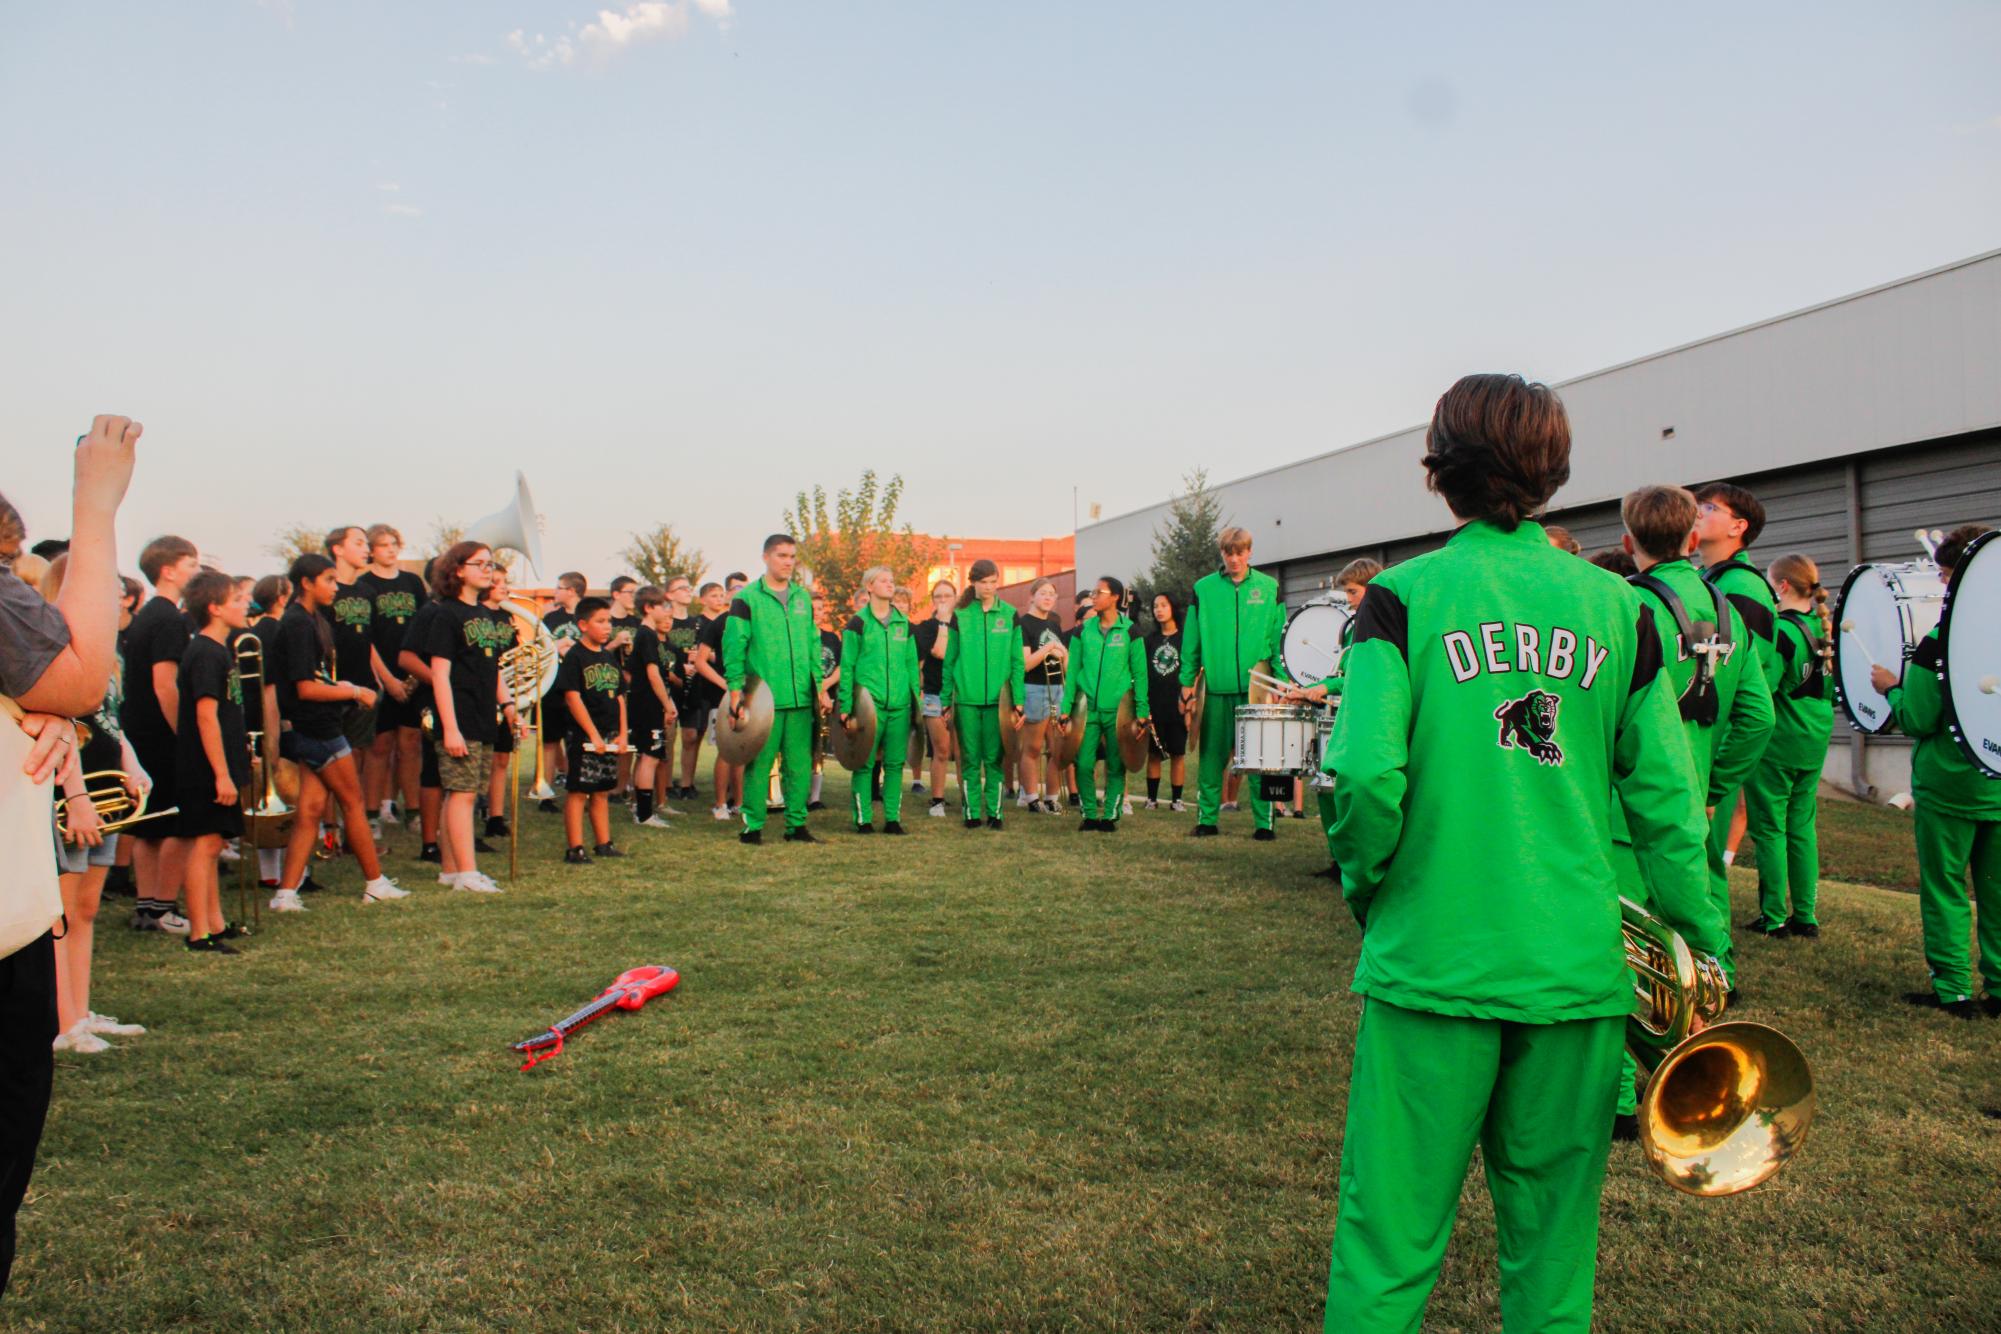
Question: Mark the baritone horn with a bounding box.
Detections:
[55,769,174,838]
[1621,897,1814,1197]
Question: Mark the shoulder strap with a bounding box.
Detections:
[1777,610,1829,700]
[1630,572,1728,725]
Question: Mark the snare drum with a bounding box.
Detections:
[1234,703,1318,775]
[1309,703,1339,789]
[1834,560,1945,735]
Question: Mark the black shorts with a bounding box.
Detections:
[494,724,515,756]
[379,692,425,732]
[1148,700,1188,758]
[631,715,667,759]
[420,732,442,790]
[680,702,714,736]
[126,735,178,841]
[175,798,243,841]
[563,736,620,794]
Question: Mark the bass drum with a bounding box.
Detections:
[1941,531,2001,778]
[1833,560,1945,735]
[1282,597,1352,688]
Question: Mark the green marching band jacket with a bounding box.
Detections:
[1887,627,2001,821]
[1059,614,1150,719]
[722,578,822,710]
[1322,615,1357,697]
[939,600,1026,710]
[1178,567,1288,694]
[837,605,922,718]
[1328,520,1724,1023]
[1628,557,1774,804]
[1764,609,1835,771]
[1703,550,1780,688]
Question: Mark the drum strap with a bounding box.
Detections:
[1778,611,1830,701]
[1631,574,1734,726]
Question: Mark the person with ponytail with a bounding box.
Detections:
[1056,576,1148,831]
[939,559,1025,829]
[1742,554,1835,940]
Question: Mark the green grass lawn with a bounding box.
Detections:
[1737,793,1923,893]
[12,768,2001,1332]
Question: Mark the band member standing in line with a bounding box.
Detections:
[839,565,922,834]
[323,527,386,806]
[1288,558,1381,881]
[1744,553,1835,941]
[689,581,740,820]
[940,560,1026,830]
[723,535,827,844]
[357,524,427,832]
[662,576,704,800]
[1324,374,1723,1332]
[121,535,200,934]
[411,542,511,894]
[809,588,842,812]
[1057,577,1148,832]
[1179,528,1288,840]
[173,573,254,952]
[629,584,680,828]
[555,597,628,863]
[270,555,408,910]
[536,571,586,812]
[1142,592,1188,812]
[479,569,523,849]
[1015,579,1068,814]
[1871,524,2000,1019]
[913,580,958,818]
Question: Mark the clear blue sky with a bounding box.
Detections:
[4,1,1997,582]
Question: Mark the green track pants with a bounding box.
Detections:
[1610,842,1646,1117]
[955,704,1006,821]
[1318,788,1338,862]
[1705,792,1741,983]
[1913,805,2001,1004]
[1325,1000,1625,1334]
[1196,691,1271,830]
[1744,760,1821,931]
[852,708,911,826]
[743,706,813,833]
[1075,710,1126,822]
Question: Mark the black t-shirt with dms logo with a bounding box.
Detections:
[554,643,626,741]
[358,569,427,666]
[411,599,505,746]
[276,603,345,741]
[665,615,701,702]
[325,581,376,686]
[176,633,251,795]
[629,625,677,720]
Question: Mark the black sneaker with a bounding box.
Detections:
[1943,999,1985,1021]
[187,936,240,955]
[1190,824,1219,838]
[564,846,592,865]
[985,817,1003,830]
[1313,864,1342,881]
[855,823,875,835]
[419,843,442,864]
[1611,1113,1640,1143]
[1078,819,1098,832]
[807,800,827,812]
[485,817,509,837]
[1253,827,1277,842]
[1290,809,1309,820]
[1787,920,1820,939]
[964,818,981,829]
[1982,995,2001,1019]
[1097,820,1117,834]
[1067,792,1082,808]
[1758,923,1790,939]
[594,842,625,858]
[300,874,328,893]
[538,799,558,814]
[474,837,497,854]
[739,830,762,845]
[881,821,906,835]
[1903,990,1942,1008]
[217,922,248,940]
[784,828,819,844]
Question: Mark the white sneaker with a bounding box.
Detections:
[369,818,385,843]
[1171,799,1187,813]
[268,889,308,912]
[80,1011,146,1036]
[1143,799,1158,810]
[638,814,672,829]
[927,801,947,818]
[218,841,242,864]
[54,1026,111,1054]
[156,911,192,936]
[1016,791,1034,808]
[1221,801,1240,813]
[1123,797,1134,815]
[454,871,504,894]
[362,877,411,902]
[378,805,400,827]
[712,804,732,821]
[438,872,462,887]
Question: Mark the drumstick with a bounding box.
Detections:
[1838,619,1885,671]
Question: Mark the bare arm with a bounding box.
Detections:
[197,697,236,804]
[16,416,139,714]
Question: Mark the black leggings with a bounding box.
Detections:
[0,931,56,1296]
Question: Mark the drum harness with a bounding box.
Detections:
[1776,609,1832,702]
[1630,573,1735,726]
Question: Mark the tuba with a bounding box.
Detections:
[1621,897,1815,1196]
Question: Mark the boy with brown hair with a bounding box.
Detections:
[122,535,200,934]
[554,597,628,862]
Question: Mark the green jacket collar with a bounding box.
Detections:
[1447,518,1549,549]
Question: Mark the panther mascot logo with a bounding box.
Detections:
[1493,690,1564,766]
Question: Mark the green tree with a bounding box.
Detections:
[265,522,322,569]
[1130,468,1225,626]
[620,524,706,590]
[425,518,467,561]
[781,471,945,614]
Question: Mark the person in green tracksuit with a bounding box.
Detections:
[1178,527,1288,840]
[838,564,922,835]
[1325,375,1723,1334]
[940,559,1025,829]
[1744,553,1837,939]
[722,534,828,844]
[1606,485,1772,1131]
[1057,576,1149,832]
[1872,524,2001,1020]
[1295,559,1381,881]
[1693,483,1781,953]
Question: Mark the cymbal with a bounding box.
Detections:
[1116,694,1149,770]
[716,678,774,766]
[831,686,879,772]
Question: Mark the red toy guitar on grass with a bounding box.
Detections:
[511,965,679,1070]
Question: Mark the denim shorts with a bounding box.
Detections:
[921,693,945,719]
[280,730,353,773]
[1022,683,1056,724]
[55,829,120,875]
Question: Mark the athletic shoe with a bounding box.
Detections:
[54,1026,111,1054]
[739,830,762,845]
[784,828,819,844]
[985,817,1004,831]
[1942,999,1985,1020]
[1041,799,1060,815]
[378,807,401,827]
[1787,920,1820,939]
[420,843,442,864]
[929,801,948,818]
[882,821,906,835]
[299,874,327,893]
[474,837,496,854]
[369,818,385,843]
[538,799,558,814]
[964,817,981,830]
[1252,828,1277,842]
[361,877,411,903]
[1190,824,1219,838]
[1078,818,1099,833]
[437,872,462,887]
[1312,864,1342,881]
[218,841,242,863]
[1170,799,1186,813]
[1982,995,2001,1019]
[1066,792,1082,808]
[217,923,248,939]
[1143,799,1158,811]
[269,889,308,912]
[1123,798,1133,816]
[713,805,733,821]
[1098,820,1117,834]
[80,1012,146,1036]
[455,871,504,894]
[638,814,672,829]
[1017,791,1035,809]
[911,781,926,795]
[594,843,626,858]
[130,909,162,931]
[156,911,191,935]
[1290,809,1308,820]
[1221,801,1239,813]
[1758,923,1790,939]
[187,936,240,955]
[608,791,628,806]
[485,817,510,838]
[564,847,592,865]
[855,823,875,835]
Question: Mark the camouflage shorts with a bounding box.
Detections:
[438,741,493,794]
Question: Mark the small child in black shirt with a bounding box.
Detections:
[175,573,253,953]
[553,598,628,863]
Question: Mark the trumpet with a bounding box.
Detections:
[57,769,175,838]
[1620,897,1815,1196]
